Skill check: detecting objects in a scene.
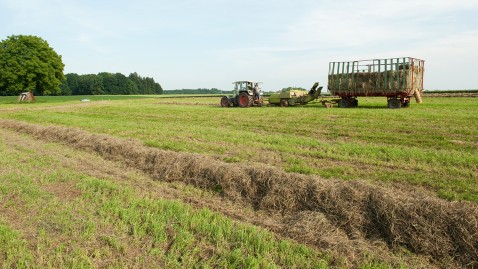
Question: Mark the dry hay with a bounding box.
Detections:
[1,119,477,268]
[17,91,36,102]
[328,68,425,97]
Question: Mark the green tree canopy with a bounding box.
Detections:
[76,74,104,95]
[0,35,65,96]
[281,86,306,92]
[129,72,163,94]
[163,88,225,94]
[61,72,162,95]
[99,72,139,95]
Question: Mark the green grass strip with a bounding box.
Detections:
[0,223,35,269]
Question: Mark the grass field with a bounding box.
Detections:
[1,95,477,268]
[0,128,335,268]
[2,95,477,202]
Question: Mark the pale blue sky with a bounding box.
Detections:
[1,0,477,91]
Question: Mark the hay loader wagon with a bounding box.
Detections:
[328,57,425,108]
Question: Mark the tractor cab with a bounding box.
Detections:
[221,81,264,107]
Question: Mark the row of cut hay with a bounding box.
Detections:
[1,119,476,268]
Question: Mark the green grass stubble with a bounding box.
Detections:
[1,96,476,202]
[0,130,335,269]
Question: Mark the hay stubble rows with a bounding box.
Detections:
[1,117,477,268]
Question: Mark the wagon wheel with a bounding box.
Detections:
[238,92,250,108]
[338,98,348,108]
[401,99,410,108]
[280,99,289,107]
[220,96,230,107]
[387,98,401,109]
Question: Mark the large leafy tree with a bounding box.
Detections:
[0,35,65,95]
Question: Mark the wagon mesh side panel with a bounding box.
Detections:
[328,57,424,97]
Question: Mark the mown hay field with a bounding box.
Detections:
[1,95,477,268]
[2,95,477,201]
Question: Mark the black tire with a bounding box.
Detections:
[220,96,230,107]
[280,99,289,107]
[401,101,410,108]
[248,95,254,107]
[352,98,358,107]
[238,92,250,108]
[338,98,348,108]
[387,98,401,109]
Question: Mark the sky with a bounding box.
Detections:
[1,0,477,91]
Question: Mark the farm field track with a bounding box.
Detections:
[422,91,478,98]
[1,95,477,268]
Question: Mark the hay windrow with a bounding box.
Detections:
[1,119,477,268]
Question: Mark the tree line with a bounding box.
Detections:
[163,88,230,95]
[0,35,163,96]
[60,72,163,95]
[281,86,306,92]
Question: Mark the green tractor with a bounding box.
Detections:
[268,82,322,107]
[220,81,264,108]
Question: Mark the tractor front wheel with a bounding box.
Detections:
[238,92,250,108]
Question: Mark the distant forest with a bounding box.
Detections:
[60,72,163,95]
[163,88,231,95]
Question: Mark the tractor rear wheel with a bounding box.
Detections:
[238,92,250,108]
[220,96,230,107]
